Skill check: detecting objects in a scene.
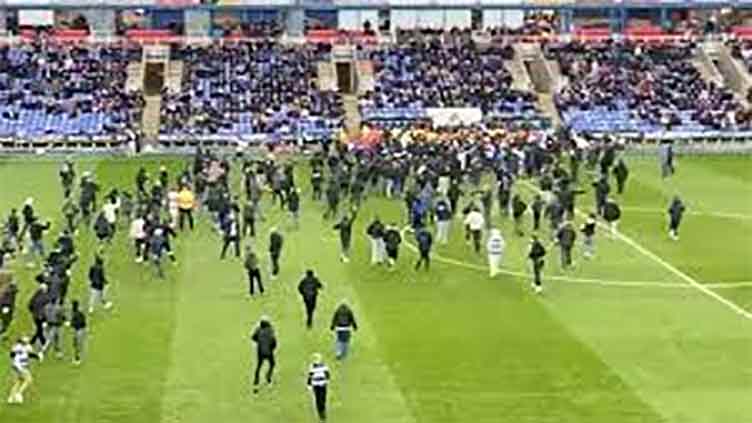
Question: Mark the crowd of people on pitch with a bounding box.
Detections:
[0,42,145,136]
[160,42,344,137]
[359,37,540,116]
[547,40,751,131]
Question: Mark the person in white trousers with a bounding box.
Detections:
[486,229,506,277]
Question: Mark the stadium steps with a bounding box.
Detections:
[141,95,162,142]
[126,62,144,92]
[343,95,361,136]
[505,53,534,92]
[166,60,184,93]
[316,61,337,92]
[706,41,752,106]
[693,46,725,87]
[537,93,561,126]
[356,60,375,95]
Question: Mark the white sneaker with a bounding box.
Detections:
[88,307,94,314]
[534,285,543,295]
[104,302,113,310]
[37,351,44,362]
[73,359,81,366]
[15,393,23,404]
[135,257,143,263]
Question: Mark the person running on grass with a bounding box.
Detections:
[251,316,277,394]
[7,337,41,404]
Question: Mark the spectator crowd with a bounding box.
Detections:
[547,40,751,133]
[0,42,145,138]
[160,41,344,139]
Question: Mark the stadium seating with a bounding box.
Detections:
[160,42,344,142]
[359,38,542,127]
[0,43,144,140]
[546,40,750,134]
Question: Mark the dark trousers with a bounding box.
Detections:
[243,218,255,238]
[616,178,626,194]
[31,317,46,347]
[270,252,280,276]
[313,385,327,421]
[669,217,681,233]
[221,236,240,259]
[304,299,316,328]
[179,209,194,231]
[560,246,573,268]
[415,249,430,271]
[65,214,76,234]
[471,230,482,254]
[533,212,541,231]
[253,353,275,386]
[532,259,544,287]
[248,268,263,295]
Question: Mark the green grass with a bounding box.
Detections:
[0,154,750,423]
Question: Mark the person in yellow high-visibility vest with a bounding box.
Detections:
[177,186,195,231]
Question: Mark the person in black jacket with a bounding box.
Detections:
[531,195,544,232]
[593,177,610,217]
[333,209,357,263]
[668,195,686,241]
[26,217,51,267]
[94,212,112,245]
[414,227,433,271]
[603,198,621,237]
[383,224,402,269]
[268,228,283,280]
[298,270,323,329]
[0,281,18,339]
[220,213,241,260]
[28,283,50,349]
[88,255,112,313]
[251,317,277,394]
[555,221,576,269]
[330,301,358,360]
[511,194,527,236]
[69,300,87,365]
[288,188,300,229]
[612,159,629,195]
[244,245,263,297]
[528,236,546,295]
[18,198,36,244]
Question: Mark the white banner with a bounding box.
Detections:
[426,108,482,126]
[18,9,54,26]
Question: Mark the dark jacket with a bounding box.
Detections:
[330,304,357,330]
[298,274,323,302]
[89,260,107,290]
[603,201,621,222]
[252,321,277,357]
[29,220,51,241]
[28,288,49,319]
[269,232,283,255]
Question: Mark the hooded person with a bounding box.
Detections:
[486,228,506,278]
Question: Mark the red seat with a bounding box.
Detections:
[732,26,752,36]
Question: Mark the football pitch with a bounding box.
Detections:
[0,154,750,423]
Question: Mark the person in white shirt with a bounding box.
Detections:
[129,216,147,263]
[486,229,506,277]
[167,189,179,229]
[102,196,119,230]
[8,337,40,404]
[463,207,485,254]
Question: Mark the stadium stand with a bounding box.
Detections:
[0,42,144,147]
[547,40,752,134]
[159,42,344,146]
[358,37,543,128]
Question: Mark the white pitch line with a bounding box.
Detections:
[400,229,687,289]
[520,181,752,320]
[621,206,752,221]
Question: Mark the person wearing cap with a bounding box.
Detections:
[307,353,331,422]
[330,301,357,360]
[298,270,323,329]
[251,316,277,394]
[486,228,506,278]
